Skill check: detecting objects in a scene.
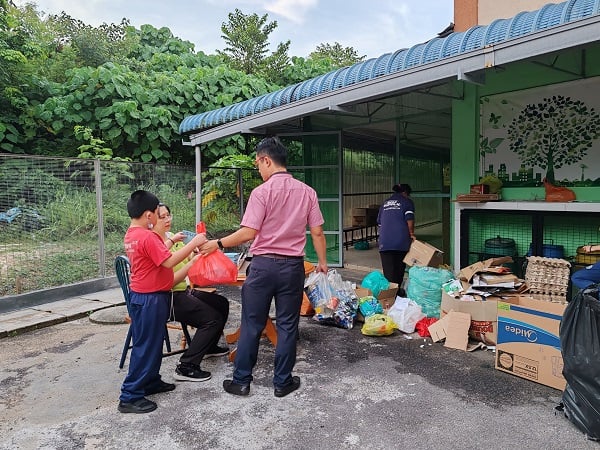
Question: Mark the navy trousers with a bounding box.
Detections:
[380,250,409,287]
[120,291,170,402]
[233,255,305,388]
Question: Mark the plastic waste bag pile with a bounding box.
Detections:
[304,270,359,329]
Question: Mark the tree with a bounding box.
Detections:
[217,8,290,83]
[0,1,48,153]
[272,55,338,87]
[44,12,134,72]
[507,95,600,183]
[309,42,365,68]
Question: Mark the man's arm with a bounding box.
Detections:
[309,224,328,273]
[200,226,257,255]
[162,234,207,268]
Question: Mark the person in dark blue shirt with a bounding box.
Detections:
[571,244,600,290]
[377,183,415,296]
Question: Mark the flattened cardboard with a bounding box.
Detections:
[444,311,471,351]
[403,240,444,268]
[428,314,450,342]
[458,256,514,282]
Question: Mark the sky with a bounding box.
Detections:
[14,0,455,59]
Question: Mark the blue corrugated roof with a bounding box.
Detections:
[179,0,600,135]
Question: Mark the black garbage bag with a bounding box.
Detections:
[558,284,600,440]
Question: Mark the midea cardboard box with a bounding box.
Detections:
[440,291,498,345]
[495,296,567,390]
[404,240,444,268]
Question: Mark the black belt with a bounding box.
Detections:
[257,253,304,260]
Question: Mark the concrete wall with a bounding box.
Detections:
[478,0,563,25]
[454,0,563,31]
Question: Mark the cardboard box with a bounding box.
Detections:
[440,291,498,345]
[352,215,367,226]
[470,184,489,194]
[354,283,399,321]
[354,286,371,299]
[366,208,378,226]
[377,282,399,310]
[352,208,368,216]
[495,296,567,390]
[403,239,444,267]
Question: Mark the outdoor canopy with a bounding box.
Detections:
[179,0,600,145]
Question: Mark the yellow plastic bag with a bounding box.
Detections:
[360,313,397,336]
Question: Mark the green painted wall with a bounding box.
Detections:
[449,45,600,264]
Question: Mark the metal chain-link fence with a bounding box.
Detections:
[0,154,258,299]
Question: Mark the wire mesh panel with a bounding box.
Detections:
[460,209,600,279]
[0,155,243,298]
[0,156,101,296]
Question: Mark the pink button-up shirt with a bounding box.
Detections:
[241,172,324,256]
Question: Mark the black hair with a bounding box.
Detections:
[158,203,171,215]
[392,183,412,195]
[127,190,160,218]
[255,136,287,167]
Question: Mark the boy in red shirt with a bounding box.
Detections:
[118,190,208,414]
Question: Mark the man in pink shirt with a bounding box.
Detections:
[201,136,328,397]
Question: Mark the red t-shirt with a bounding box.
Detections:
[124,226,173,292]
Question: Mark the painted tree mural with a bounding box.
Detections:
[507,95,600,183]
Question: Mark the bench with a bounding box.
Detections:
[343,225,378,250]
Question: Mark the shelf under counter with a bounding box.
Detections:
[453,201,600,271]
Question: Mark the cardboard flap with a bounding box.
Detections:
[458,256,514,282]
[444,311,471,351]
[428,314,450,342]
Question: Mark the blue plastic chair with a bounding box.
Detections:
[115,255,193,369]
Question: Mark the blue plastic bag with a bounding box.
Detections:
[361,271,389,298]
[358,295,383,318]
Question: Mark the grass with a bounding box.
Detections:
[0,160,247,297]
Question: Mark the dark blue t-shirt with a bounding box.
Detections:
[377,193,415,252]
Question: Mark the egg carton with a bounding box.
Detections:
[525,256,571,297]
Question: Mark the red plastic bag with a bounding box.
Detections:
[415,317,438,337]
[188,250,238,287]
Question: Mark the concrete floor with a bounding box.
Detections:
[343,222,445,281]
[0,279,593,449]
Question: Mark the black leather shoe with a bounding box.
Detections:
[145,380,176,395]
[274,376,301,398]
[223,379,250,396]
[118,397,157,414]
